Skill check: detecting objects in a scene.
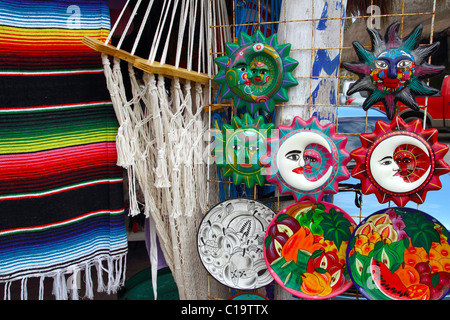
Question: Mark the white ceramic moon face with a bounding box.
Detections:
[350,116,450,207]
[276,131,333,192]
[368,134,432,193]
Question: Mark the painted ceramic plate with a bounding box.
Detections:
[351,117,450,207]
[263,201,356,299]
[261,116,350,203]
[197,198,275,290]
[347,207,450,300]
[229,292,269,300]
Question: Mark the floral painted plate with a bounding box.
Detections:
[347,207,450,300]
[197,198,275,290]
[263,201,356,299]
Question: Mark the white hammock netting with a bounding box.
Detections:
[89,0,231,300]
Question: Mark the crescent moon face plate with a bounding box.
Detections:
[261,116,350,203]
[351,117,450,206]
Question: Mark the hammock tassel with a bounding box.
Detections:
[154,147,171,188]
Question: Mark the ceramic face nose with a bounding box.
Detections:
[386,61,398,79]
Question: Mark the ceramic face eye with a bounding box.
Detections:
[374,60,388,69]
[397,59,413,68]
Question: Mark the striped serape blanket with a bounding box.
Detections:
[0,0,128,299]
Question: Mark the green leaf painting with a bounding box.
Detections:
[321,208,352,248]
[401,210,440,254]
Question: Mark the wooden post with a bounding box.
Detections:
[276,0,347,126]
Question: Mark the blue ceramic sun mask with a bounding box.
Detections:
[342,22,445,120]
[370,49,415,94]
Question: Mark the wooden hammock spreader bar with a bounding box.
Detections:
[82,36,211,85]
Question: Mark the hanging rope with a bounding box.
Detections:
[85,0,231,300]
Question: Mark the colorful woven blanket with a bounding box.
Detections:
[0,0,128,299]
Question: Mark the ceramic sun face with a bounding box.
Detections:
[261,117,350,203]
[351,117,450,206]
[215,113,274,188]
[343,22,445,119]
[214,30,299,114]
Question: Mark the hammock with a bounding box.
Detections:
[83,0,230,299]
[0,0,127,300]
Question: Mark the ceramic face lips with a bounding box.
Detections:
[342,22,445,119]
[346,207,450,300]
[264,201,356,299]
[261,116,350,203]
[197,198,275,290]
[215,113,274,188]
[214,30,299,114]
[351,117,450,206]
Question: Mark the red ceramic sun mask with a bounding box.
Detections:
[393,144,430,183]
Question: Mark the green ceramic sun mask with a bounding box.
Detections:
[215,113,274,188]
[214,30,298,114]
[225,43,283,104]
